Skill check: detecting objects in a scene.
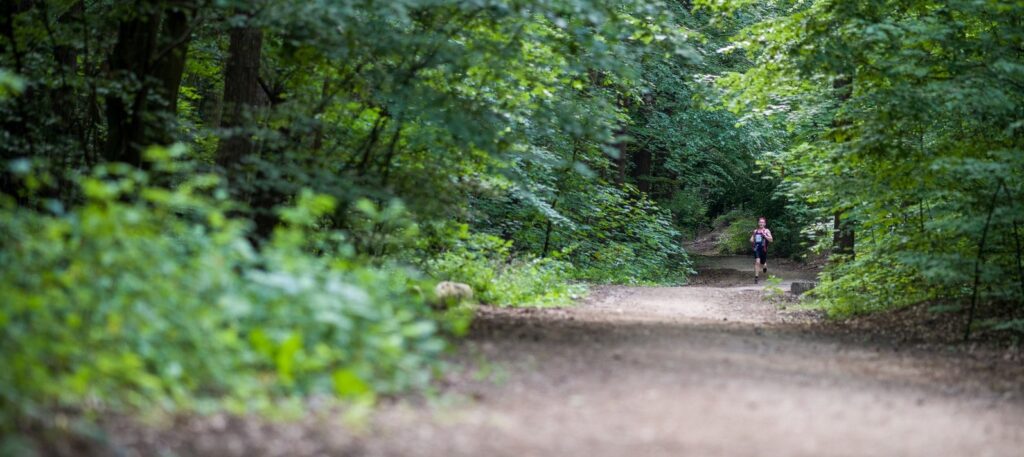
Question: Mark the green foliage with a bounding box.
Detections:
[705,0,1024,328]
[426,232,582,307]
[564,186,693,284]
[763,275,785,302]
[715,210,757,255]
[0,69,23,98]
[0,152,446,434]
[0,0,787,447]
[716,210,803,259]
[616,4,805,244]
[809,251,933,317]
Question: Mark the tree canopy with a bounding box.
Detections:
[2,0,1021,451]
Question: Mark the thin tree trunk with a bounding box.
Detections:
[964,180,1003,341]
[1013,219,1024,308]
[832,75,855,257]
[632,147,652,193]
[541,207,556,258]
[380,122,403,186]
[356,115,388,174]
[615,132,627,186]
[542,142,580,257]
[613,94,631,187]
[1006,185,1024,308]
[310,77,331,152]
[50,1,84,155]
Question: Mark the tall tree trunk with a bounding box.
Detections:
[152,6,192,117]
[0,0,34,199]
[104,6,161,165]
[104,2,194,166]
[631,93,657,194]
[216,25,264,168]
[631,147,652,193]
[613,94,631,186]
[310,77,330,152]
[52,1,84,145]
[833,212,855,256]
[542,142,580,257]
[217,23,272,237]
[832,75,855,257]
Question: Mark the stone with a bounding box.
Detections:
[791,281,816,295]
[433,281,474,307]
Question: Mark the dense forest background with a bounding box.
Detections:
[1,0,1022,452]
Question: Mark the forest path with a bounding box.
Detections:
[125,258,1024,456]
[355,257,1024,457]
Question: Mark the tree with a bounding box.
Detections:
[702,0,1024,321]
[105,1,196,165]
[216,21,263,168]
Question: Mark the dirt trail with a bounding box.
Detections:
[114,257,1024,457]
[356,258,1023,457]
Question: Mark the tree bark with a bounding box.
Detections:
[104,1,194,165]
[104,5,161,165]
[542,142,580,257]
[52,1,84,144]
[216,25,264,168]
[0,0,34,199]
[631,146,652,193]
[216,22,274,238]
[832,75,855,257]
[152,6,192,117]
[833,212,855,256]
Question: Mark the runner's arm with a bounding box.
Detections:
[764,229,774,242]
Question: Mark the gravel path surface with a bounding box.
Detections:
[358,260,1024,457]
[111,258,1024,457]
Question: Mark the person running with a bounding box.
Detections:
[750,217,773,283]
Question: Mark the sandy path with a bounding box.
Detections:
[357,258,1024,457]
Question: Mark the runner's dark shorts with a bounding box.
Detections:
[753,245,767,264]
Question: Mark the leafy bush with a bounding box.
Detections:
[425,232,581,307]
[714,209,805,260]
[566,187,693,285]
[715,210,758,255]
[807,251,932,317]
[707,0,1024,335]
[0,152,446,437]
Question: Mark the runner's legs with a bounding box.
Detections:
[754,247,762,280]
[754,246,767,280]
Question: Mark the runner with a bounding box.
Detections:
[750,217,773,283]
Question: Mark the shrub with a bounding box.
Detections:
[425,232,582,307]
[566,186,694,285]
[715,210,758,255]
[807,251,931,317]
[0,152,446,438]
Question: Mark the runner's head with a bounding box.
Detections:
[758,216,766,228]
